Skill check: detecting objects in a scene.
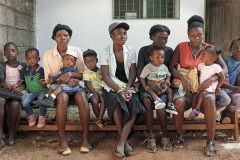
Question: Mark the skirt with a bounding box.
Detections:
[102,89,147,125]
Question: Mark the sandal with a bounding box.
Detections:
[124,145,133,156]
[146,136,156,153]
[58,147,72,156]
[113,145,125,158]
[80,145,92,153]
[174,134,184,149]
[95,119,105,129]
[0,139,6,149]
[205,141,218,157]
[161,138,172,150]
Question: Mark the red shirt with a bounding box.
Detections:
[179,42,211,68]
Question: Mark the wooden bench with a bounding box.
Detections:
[17,104,239,140]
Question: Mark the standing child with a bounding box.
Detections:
[140,42,178,115]
[38,50,85,107]
[82,49,106,129]
[189,46,225,119]
[0,42,27,148]
[13,48,48,128]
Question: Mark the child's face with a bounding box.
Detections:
[201,49,217,65]
[231,40,240,61]
[150,50,165,67]
[4,44,19,61]
[84,55,97,71]
[62,54,76,68]
[25,51,40,69]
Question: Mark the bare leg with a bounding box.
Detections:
[98,95,106,121]
[195,90,210,110]
[191,92,198,110]
[164,87,173,103]
[56,92,69,150]
[147,89,159,101]
[0,97,6,139]
[46,88,53,95]
[173,97,186,135]
[75,92,90,147]
[7,100,20,141]
[89,96,100,118]
[142,97,154,136]
[156,110,168,137]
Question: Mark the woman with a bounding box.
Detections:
[169,15,230,157]
[43,24,90,156]
[100,22,147,158]
[137,24,174,152]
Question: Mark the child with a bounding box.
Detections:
[82,49,106,129]
[189,46,225,119]
[38,50,85,107]
[13,48,48,128]
[220,38,240,121]
[140,42,178,115]
[0,42,27,147]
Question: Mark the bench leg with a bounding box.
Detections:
[227,110,238,140]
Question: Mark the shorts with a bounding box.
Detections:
[51,84,86,94]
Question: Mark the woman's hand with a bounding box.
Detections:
[232,86,240,93]
[118,90,128,102]
[57,72,71,84]
[147,79,164,95]
[181,76,193,94]
[67,78,79,87]
[198,78,212,93]
[124,89,132,101]
[47,74,54,84]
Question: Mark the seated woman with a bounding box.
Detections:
[100,22,147,158]
[43,24,90,156]
[137,24,174,152]
[169,15,231,157]
[221,38,240,120]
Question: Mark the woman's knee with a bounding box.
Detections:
[143,97,152,109]
[56,92,69,108]
[173,98,186,111]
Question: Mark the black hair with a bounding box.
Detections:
[205,46,222,56]
[4,42,18,51]
[51,23,72,40]
[25,48,39,56]
[149,24,170,40]
[149,41,166,56]
[229,38,240,51]
[187,15,204,33]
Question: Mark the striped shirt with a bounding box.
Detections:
[83,67,102,93]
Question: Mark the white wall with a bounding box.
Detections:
[36,0,205,65]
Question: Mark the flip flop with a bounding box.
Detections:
[80,145,92,153]
[58,147,72,156]
[113,145,125,158]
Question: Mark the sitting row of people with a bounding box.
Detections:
[0,15,239,158]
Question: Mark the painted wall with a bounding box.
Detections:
[36,0,205,65]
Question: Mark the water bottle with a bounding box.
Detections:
[224,74,229,84]
[178,83,186,96]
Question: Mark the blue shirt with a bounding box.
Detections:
[225,56,240,86]
[52,67,75,82]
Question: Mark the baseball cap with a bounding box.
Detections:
[108,22,130,34]
[83,49,97,57]
[65,50,77,58]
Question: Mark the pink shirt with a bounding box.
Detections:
[198,63,222,92]
[42,46,84,80]
[5,65,20,85]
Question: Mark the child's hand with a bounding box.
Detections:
[165,80,171,86]
[47,74,54,84]
[144,85,151,92]
[11,84,18,90]
[12,87,21,94]
[215,87,221,95]
[2,83,11,90]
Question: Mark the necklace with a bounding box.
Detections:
[190,43,202,60]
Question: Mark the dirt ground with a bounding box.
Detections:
[0,129,239,160]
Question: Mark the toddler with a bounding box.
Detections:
[38,50,85,107]
[83,49,106,129]
[190,46,225,119]
[140,42,177,115]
